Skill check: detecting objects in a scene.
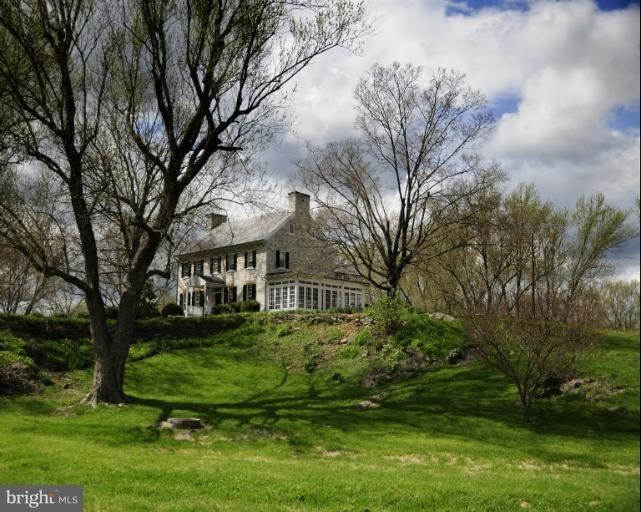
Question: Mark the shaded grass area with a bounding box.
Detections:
[0,323,638,511]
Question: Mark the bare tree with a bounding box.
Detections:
[600,279,640,331]
[440,185,635,420]
[0,0,368,403]
[465,315,595,422]
[299,63,495,297]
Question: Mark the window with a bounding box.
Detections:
[226,254,237,271]
[227,286,237,303]
[199,290,205,307]
[305,287,312,309]
[275,250,290,269]
[269,288,275,310]
[181,262,191,278]
[243,283,257,301]
[274,287,281,309]
[290,286,295,308]
[312,288,319,309]
[289,223,294,234]
[211,256,222,274]
[179,293,184,308]
[298,286,305,309]
[194,260,204,276]
[244,250,256,269]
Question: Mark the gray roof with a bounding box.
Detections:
[182,211,291,255]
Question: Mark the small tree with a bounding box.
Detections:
[455,188,634,421]
[465,315,594,421]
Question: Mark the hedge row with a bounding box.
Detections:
[0,313,246,341]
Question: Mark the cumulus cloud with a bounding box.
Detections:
[262,0,640,275]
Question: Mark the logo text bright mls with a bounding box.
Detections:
[1,486,82,511]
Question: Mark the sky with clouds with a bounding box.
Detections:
[260,0,640,280]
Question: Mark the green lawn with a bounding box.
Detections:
[0,323,638,511]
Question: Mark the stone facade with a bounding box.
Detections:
[177,192,367,315]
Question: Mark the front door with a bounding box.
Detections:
[214,288,223,305]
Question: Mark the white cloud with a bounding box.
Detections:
[265,0,640,275]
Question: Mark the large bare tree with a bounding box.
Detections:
[0,0,367,403]
[299,63,495,297]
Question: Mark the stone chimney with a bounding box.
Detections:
[207,212,228,230]
[288,191,310,217]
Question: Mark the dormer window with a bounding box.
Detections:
[275,250,289,269]
[289,222,294,234]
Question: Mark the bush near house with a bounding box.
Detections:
[209,301,261,315]
[161,303,184,317]
[0,313,247,341]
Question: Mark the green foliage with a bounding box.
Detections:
[210,302,241,314]
[0,314,91,340]
[0,327,638,510]
[33,339,94,371]
[0,333,27,353]
[128,343,158,362]
[239,301,261,313]
[394,314,464,357]
[353,328,372,346]
[274,324,293,337]
[133,315,246,340]
[0,350,34,367]
[303,355,319,373]
[137,281,160,318]
[368,297,408,335]
[161,303,184,317]
[339,344,360,359]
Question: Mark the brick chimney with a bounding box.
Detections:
[288,191,310,217]
[207,212,228,230]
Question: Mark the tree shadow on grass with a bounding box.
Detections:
[122,360,639,467]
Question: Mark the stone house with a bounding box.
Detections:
[176,191,367,315]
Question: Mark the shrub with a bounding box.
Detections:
[210,302,243,314]
[395,314,464,357]
[161,303,184,317]
[274,324,293,337]
[128,342,158,361]
[331,372,344,383]
[354,328,372,346]
[0,361,38,395]
[0,333,27,353]
[339,344,360,359]
[368,297,407,335]
[0,314,91,340]
[26,338,95,371]
[303,355,319,373]
[239,300,261,312]
[0,350,34,367]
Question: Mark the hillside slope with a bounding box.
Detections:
[0,317,638,511]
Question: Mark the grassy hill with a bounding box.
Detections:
[0,314,638,511]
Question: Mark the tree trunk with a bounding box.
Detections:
[519,394,531,422]
[83,294,129,404]
[87,349,127,403]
